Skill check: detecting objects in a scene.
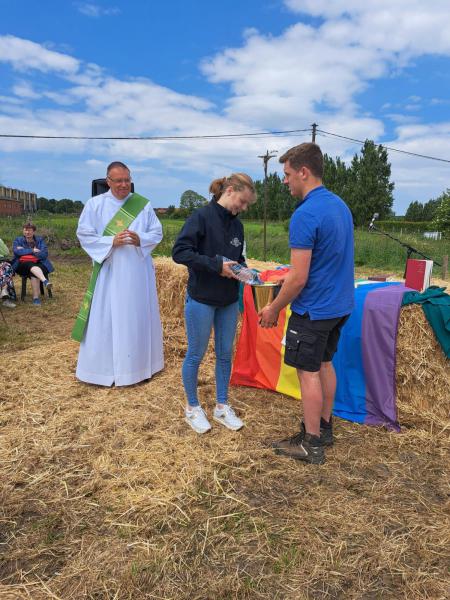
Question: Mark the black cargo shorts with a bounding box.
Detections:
[284,311,349,372]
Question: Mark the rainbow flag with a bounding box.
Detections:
[231,268,301,400]
[231,277,408,431]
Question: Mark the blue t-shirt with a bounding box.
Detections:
[289,186,354,319]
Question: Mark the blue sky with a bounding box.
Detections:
[1,0,450,215]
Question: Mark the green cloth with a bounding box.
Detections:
[0,238,10,259]
[402,285,450,358]
[71,193,149,342]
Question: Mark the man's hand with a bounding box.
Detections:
[258,303,280,328]
[273,273,287,285]
[123,229,140,246]
[113,230,140,247]
[33,247,40,253]
[221,260,238,279]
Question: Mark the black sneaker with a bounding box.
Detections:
[272,424,325,465]
[320,417,333,447]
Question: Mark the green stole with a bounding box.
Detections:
[71,192,149,342]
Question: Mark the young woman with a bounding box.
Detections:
[172,173,256,434]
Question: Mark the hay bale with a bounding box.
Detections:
[154,257,187,321]
[396,304,449,423]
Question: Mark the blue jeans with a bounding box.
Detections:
[182,294,239,407]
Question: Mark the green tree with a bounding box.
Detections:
[323,154,351,200]
[179,190,208,216]
[422,197,442,221]
[166,204,176,216]
[405,200,424,221]
[37,196,50,211]
[345,140,394,226]
[432,189,450,236]
[47,199,58,213]
[54,199,75,213]
[248,172,295,221]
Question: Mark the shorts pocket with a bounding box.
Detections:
[285,328,300,353]
[284,329,317,368]
[298,333,316,355]
[284,328,301,365]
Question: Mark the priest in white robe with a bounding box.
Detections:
[75,161,164,386]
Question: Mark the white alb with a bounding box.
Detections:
[75,190,164,386]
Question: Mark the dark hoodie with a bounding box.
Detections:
[172,199,246,306]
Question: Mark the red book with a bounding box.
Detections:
[405,259,433,292]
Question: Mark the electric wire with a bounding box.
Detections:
[0,128,310,141]
[316,129,450,164]
[0,126,449,164]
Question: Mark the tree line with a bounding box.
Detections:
[37,197,84,214]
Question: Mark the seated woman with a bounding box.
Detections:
[12,222,54,306]
[0,237,17,308]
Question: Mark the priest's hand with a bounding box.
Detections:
[123,229,140,246]
[258,303,279,328]
[113,230,140,247]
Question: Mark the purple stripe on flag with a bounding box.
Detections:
[361,284,409,431]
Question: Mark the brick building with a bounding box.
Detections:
[0,186,37,216]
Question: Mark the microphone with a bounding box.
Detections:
[369,212,379,230]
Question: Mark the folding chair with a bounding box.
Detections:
[21,275,53,301]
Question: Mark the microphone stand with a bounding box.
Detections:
[369,223,441,277]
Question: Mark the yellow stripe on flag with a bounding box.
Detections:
[275,305,301,400]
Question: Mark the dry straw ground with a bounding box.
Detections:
[1,257,449,600]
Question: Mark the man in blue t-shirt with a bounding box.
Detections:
[259,142,354,465]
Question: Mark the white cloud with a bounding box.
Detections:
[12,81,40,99]
[75,3,120,17]
[0,35,79,74]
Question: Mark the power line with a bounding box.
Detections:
[0,125,449,164]
[0,128,310,141]
[317,128,450,164]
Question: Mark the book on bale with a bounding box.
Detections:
[405,259,433,292]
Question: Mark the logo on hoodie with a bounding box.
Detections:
[230,237,242,247]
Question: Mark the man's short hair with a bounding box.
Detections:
[107,161,130,175]
[23,222,36,231]
[279,143,324,178]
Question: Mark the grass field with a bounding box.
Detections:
[1,258,448,599]
[1,214,448,274]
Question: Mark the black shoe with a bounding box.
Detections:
[320,417,333,447]
[272,423,325,465]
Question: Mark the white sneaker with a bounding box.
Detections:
[185,406,211,434]
[213,405,244,431]
[2,299,16,308]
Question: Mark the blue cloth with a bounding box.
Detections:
[11,235,54,273]
[289,186,354,319]
[182,294,239,406]
[333,282,403,431]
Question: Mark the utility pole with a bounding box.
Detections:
[311,122,318,143]
[258,150,278,261]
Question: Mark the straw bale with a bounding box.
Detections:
[396,304,449,424]
[0,258,449,600]
[155,257,187,322]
